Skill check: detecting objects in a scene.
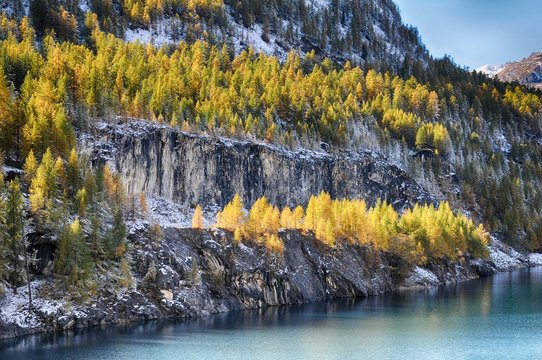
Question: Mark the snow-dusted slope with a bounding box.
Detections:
[476,64,504,78]
[1,0,428,70]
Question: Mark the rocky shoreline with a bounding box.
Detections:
[1,226,540,341]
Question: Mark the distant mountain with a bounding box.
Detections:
[497,52,542,89]
[478,53,542,89]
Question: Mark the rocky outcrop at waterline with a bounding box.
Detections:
[0,226,536,340]
[80,121,435,211]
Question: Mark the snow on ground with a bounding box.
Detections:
[0,280,63,331]
[492,132,512,154]
[2,165,23,174]
[227,13,287,60]
[125,19,174,48]
[127,196,221,233]
[78,0,90,13]
[528,253,542,266]
[404,266,439,287]
[476,64,504,77]
[0,0,29,17]
[488,238,527,271]
[309,0,329,10]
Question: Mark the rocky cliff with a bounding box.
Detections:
[1,121,538,341]
[1,225,534,340]
[82,121,434,213]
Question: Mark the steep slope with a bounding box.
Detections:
[3,0,428,69]
[476,64,505,78]
[1,0,542,342]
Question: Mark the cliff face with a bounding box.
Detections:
[82,121,434,211]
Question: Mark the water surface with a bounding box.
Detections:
[2,268,541,359]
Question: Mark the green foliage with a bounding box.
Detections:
[55,218,93,286]
[0,179,25,287]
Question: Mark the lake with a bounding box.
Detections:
[2,267,541,359]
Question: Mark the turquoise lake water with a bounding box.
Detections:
[2,267,541,359]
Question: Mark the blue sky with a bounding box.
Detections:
[393,0,542,69]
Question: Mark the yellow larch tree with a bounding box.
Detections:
[215,194,245,232]
[192,204,204,229]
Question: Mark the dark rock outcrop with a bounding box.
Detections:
[1,226,529,340]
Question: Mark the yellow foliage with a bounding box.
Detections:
[192,204,204,229]
[265,234,284,253]
[292,206,305,229]
[139,192,149,217]
[214,191,489,261]
[215,194,244,232]
[280,206,293,229]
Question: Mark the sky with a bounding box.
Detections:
[393,0,542,69]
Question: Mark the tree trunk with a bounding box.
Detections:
[22,221,32,312]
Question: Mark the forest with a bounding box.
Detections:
[0,1,541,296]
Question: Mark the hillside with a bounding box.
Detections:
[1,0,428,69]
[1,0,542,340]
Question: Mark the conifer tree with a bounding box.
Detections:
[23,150,37,186]
[0,68,16,155]
[66,148,81,195]
[192,204,204,229]
[4,179,25,292]
[56,218,92,286]
[139,192,148,218]
[216,194,244,231]
[29,148,57,213]
[109,207,126,258]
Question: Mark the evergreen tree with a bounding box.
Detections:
[56,218,92,286]
[4,180,26,294]
[111,208,127,258]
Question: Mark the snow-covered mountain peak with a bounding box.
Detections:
[476,64,504,78]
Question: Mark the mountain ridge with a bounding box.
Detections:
[477,52,542,89]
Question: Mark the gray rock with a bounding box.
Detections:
[81,121,435,211]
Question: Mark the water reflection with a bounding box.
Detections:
[2,267,541,360]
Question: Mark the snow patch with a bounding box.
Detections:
[528,253,542,266]
[404,266,439,287]
[476,64,504,77]
[0,280,63,332]
[488,239,526,271]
